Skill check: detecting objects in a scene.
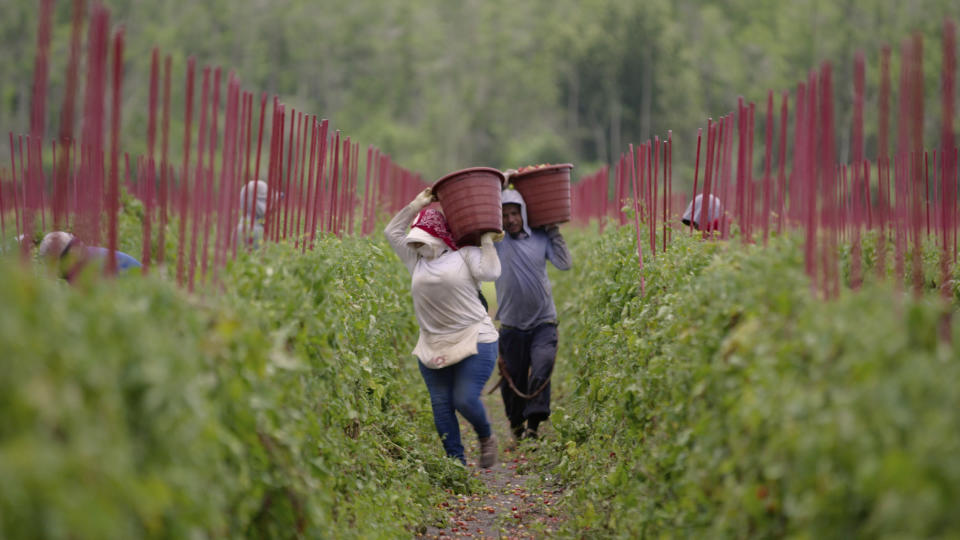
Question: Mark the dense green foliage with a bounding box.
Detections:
[5,1,960,535]
[2,0,958,183]
[543,226,960,537]
[0,236,474,538]
[4,200,960,538]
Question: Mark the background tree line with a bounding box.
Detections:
[1,0,957,187]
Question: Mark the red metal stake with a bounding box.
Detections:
[80,5,110,247]
[820,63,839,299]
[925,151,931,237]
[337,136,352,236]
[229,88,253,258]
[214,76,240,279]
[265,101,283,243]
[777,92,788,234]
[188,66,211,291]
[262,102,279,243]
[361,145,373,236]
[8,134,21,238]
[763,91,773,244]
[141,157,153,274]
[200,67,221,281]
[651,137,659,255]
[941,21,957,285]
[790,83,806,226]
[301,117,319,251]
[281,108,296,241]
[0,169,6,239]
[105,28,124,276]
[158,54,172,264]
[52,0,85,229]
[701,119,716,239]
[802,74,817,287]
[176,57,196,287]
[690,128,702,234]
[347,143,360,236]
[627,145,646,296]
[309,120,329,247]
[147,48,159,177]
[294,113,309,245]
[663,131,670,251]
[327,131,341,234]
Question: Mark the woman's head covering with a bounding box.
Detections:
[239,180,269,219]
[501,188,532,236]
[405,208,458,260]
[682,194,723,231]
[406,208,458,251]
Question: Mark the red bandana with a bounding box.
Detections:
[412,209,458,251]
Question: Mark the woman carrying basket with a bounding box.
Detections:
[384,187,503,467]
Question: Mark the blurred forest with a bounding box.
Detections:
[1,0,958,185]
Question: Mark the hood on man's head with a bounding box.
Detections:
[501,188,532,236]
[239,180,269,219]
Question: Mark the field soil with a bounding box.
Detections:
[418,386,564,539]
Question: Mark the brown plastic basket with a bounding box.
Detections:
[510,163,573,227]
[433,167,506,246]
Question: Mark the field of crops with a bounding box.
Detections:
[544,225,960,538]
[3,216,959,538]
[0,230,482,538]
[4,0,960,537]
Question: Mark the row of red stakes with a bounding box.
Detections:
[1,2,956,305]
[0,1,425,291]
[574,20,958,308]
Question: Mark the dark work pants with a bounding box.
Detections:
[498,323,558,428]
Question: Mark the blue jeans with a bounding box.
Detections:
[418,341,497,463]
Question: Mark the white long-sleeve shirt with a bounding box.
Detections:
[385,203,501,368]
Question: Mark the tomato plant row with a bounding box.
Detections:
[541,225,960,537]
[0,236,474,538]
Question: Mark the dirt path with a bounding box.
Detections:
[417,391,564,539]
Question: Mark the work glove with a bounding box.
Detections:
[502,168,518,183]
[411,187,436,210]
[481,231,505,244]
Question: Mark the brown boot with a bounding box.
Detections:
[478,435,498,468]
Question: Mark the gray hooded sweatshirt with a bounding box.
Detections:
[494,189,572,330]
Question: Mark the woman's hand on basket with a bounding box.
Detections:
[411,187,436,210]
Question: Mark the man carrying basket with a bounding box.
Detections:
[494,184,572,442]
